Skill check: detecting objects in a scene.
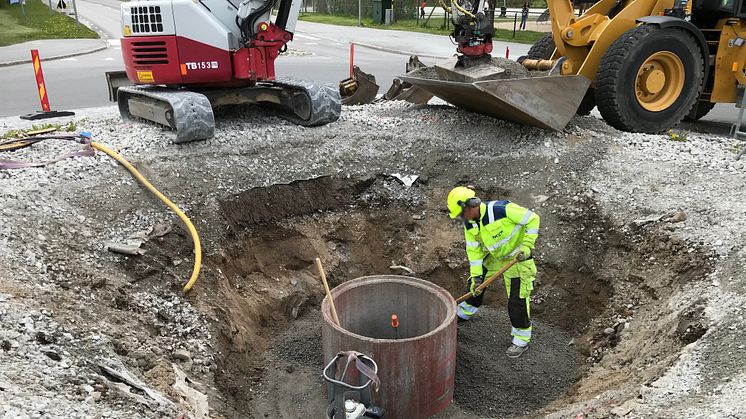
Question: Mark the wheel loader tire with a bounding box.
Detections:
[595,25,704,133]
[685,101,716,121]
[527,33,555,60]
[576,88,596,116]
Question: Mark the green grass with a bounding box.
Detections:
[2,121,77,139]
[298,13,545,44]
[0,0,98,47]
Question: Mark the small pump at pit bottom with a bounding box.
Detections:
[323,351,385,419]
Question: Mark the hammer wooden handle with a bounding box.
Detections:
[315,257,340,326]
[455,258,520,304]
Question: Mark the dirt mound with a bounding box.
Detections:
[451,307,580,417]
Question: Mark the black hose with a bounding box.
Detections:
[240,0,275,42]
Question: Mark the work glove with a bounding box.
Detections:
[517,245,532,261]
[467,275,484,297]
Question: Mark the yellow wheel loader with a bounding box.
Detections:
[402,0,746,133]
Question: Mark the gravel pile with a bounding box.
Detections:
[0,292,146,418]
[590,130,746,257]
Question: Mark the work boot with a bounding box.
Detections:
[506,344,529,358]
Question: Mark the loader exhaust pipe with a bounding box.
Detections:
[521,58,557,71]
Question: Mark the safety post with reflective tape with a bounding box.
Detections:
[21,50,75,120]
[31,49,51,112]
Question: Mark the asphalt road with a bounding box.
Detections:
[0,0,739,135]
[0,0,463,117]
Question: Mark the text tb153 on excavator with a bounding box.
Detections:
[402,0,746,133]
[105,0,341,142]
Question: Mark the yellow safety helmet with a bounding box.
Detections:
[447,186,480,219]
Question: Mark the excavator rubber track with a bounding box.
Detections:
[117,86,215,143]
[270,78,342,126]
[115,79,341,143]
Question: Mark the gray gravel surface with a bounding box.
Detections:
[451,306,580,418]
[0,101,744,418]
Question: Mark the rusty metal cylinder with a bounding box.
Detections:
[321,275,457,418]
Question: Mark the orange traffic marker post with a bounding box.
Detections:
[391,314,399,340]
[21,49,75,121]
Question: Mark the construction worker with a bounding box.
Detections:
[447,186,540,358]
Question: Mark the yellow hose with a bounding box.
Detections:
[91,141,202,293]
[451,0,475,18]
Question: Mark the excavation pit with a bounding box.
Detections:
[176,175,714,418]
[321,275,457,418]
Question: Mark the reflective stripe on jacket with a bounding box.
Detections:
[464,200,540,277]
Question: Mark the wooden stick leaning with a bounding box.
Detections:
[315,257,340,326]
[455,258,520,304]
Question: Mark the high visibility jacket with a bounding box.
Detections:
[464,200,540,278]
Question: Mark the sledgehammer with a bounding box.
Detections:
[455,257,520,304]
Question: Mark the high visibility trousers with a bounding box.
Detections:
[457,257,535,347]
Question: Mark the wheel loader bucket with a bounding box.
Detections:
[398,71,591,131]
[377,56,434,104]
[379,78,433,104]
[339,66,380,105]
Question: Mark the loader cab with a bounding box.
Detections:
[693,0,746,18]
[691,0,746,32]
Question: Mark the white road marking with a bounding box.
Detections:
[295,33,320,40]
[107,39,121,47]
[304,42,318,45]
[61,58,79,61]
[104,57,115,61]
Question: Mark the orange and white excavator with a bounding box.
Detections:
[107,0,341,142]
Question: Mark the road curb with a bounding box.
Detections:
[351,42,449,60]
[0,39,109,67]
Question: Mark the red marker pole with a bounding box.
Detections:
[21,50,75,120]
[505,46,510,60]
[391,314,399,340]
[349,43,355,78]
[31,49,51,112]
